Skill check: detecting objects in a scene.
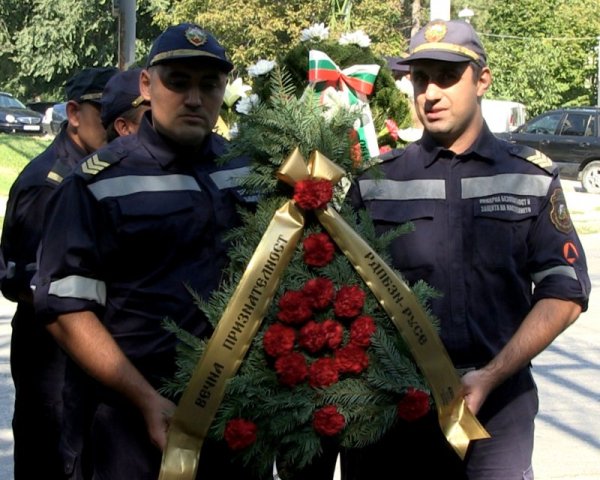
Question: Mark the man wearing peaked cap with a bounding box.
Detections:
[100,67,150,141]
[398,19,487,67]
[0,65,117,480]
[64,66,119,153]
[345,19,590,480]
[33,24,258,479]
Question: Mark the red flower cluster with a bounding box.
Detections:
[313,405,346,436]
[232,231,380,451]
[303,232,336,267]
[397,387,430,422]
[294,178,333,210]
[224,418,258,450]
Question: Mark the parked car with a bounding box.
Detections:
[0,92,44,134]
[42,102,67,135]
[497,107,600,193]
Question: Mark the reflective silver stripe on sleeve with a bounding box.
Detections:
[209,166,251,190]
[531,265,578,285]
[88,175,201,200]
[48,275,107,305]
[358,179,446,201]
[461,174,552,199]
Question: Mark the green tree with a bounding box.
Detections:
[153,0,409,75]
[453,0,600,116]
[0,0,163,101]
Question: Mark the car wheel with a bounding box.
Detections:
[581,161,600,194]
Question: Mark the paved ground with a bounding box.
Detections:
[0,181,598,479]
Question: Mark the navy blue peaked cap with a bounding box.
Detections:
[65,66,119,103]
[100,68,145,128]
[146,23,233,72]
[399,19,487,67]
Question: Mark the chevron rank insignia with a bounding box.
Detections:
[81,154,111,175]
[510,145,554,173]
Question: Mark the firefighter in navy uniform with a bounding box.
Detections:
[34,24,257,479]
[344,20,590,480]
[0,66,117,480]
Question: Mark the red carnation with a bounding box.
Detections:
[335,345,369,374]
[350,315,377,347]
[277,290,312,325]
[302,277,335,310]
[379,145,392,155]
[334,285,366,318]
[263,323,296,357]
[303,233,336,267]
[275,352,308,387]
[313,405,345,436]
[397,388,430,422]
[294,178,333,210]
[322,319,344,349]
[224,418,258,451]
[299,321,327,353]
[308,357,339,388]
[385,119,400,141]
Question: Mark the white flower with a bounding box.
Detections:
[338,30,371,48]
[223,77,253,108]
[235,93,260,115]
[300,23,330,42]
[319,86,362,122]
[247,59,277,78]
[395,77,414,99]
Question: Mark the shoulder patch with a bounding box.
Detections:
[77,150,123,180]
[509,144,555,173]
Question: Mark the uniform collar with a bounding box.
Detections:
[137,111,224,168]
[419,122,498,167]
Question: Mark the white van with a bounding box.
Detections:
[482,99,527,133]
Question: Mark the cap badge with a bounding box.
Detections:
[424,21,447,43]
[185,27,207,47]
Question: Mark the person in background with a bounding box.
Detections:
[346,19,590,480]
[33,23,256,479]
[0,66,117,480]
[100,67,151,142]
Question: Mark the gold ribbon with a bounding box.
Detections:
[159,147,487,479]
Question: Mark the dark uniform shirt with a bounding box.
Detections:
[0,124,88,479]
[353,124,591,368]
[34,114,253,388]
[1,125,86,303]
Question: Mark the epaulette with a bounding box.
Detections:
[76,149,123,181]
[508,144,555,174]
[46,159,73,186]
[361,148,406,171]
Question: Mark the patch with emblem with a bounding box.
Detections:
[185,26,207,47]
[563,241,579,264]
[424,21,447,43]
[81,154,111,176]
[549,188,573,233]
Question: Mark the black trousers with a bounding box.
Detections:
[10,304,66,480]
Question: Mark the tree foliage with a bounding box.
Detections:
[454,0,600,116]
[153,0,410,78]
[0,0,163,101]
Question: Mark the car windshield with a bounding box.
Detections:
[0,95,26,109]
